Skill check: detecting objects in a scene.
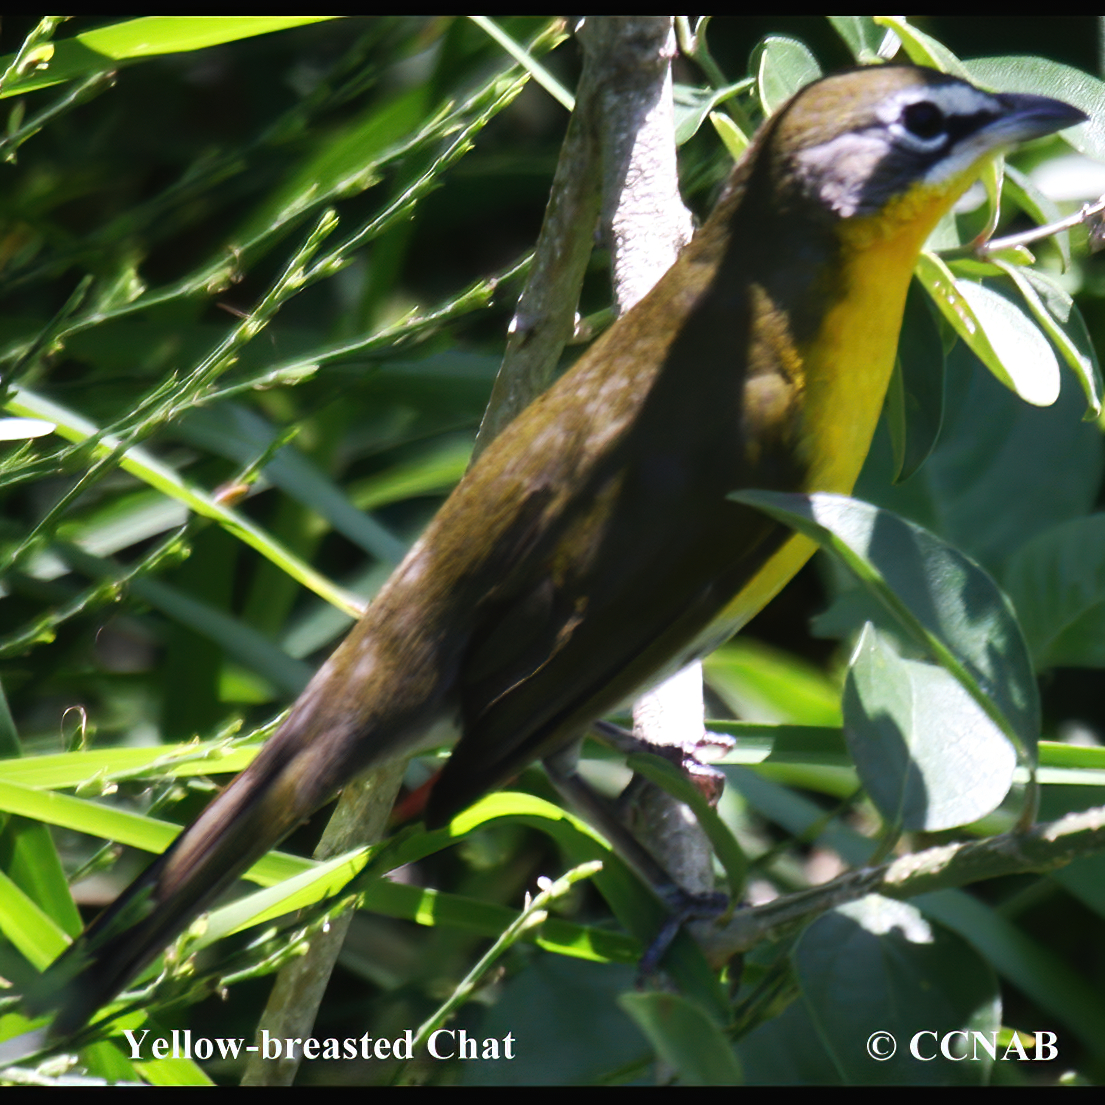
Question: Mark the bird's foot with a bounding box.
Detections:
[637,885,730,981]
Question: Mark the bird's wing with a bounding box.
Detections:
[425,250,803,824]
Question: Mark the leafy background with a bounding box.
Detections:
[1,14,1105,1086]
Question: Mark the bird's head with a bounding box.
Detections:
[751,66,1085,234]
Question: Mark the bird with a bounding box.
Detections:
[21,64,1086,1043]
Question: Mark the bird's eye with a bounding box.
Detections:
[902,101,946,141]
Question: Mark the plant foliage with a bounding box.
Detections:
[1,14,1105,1087]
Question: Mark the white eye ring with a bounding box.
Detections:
[888,101,949,151]
[888,117,948,152]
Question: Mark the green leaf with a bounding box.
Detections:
[619,991,741,1085]
[202,845,372,942]
[793,896,1000,1085]
[0,816,82,939]
[887,277,946,482]
[921,254,1061,407]
[0,17,340,99]
[992,261,1103,418]
[180,405,409,565]
[231,87,432,250]
[829,16,896,64]
[411,860,605,1063]
[844,623,1016,830]
[753,36,821,114]
[462,957,646,1085]
[133,1051,214,1087]
[348,435,471,513]
[854,341,1103,573]
[455,793,730,1021]
[707,110,749,162]
[0,868,72,969]
[0,680,84,953]
[922,890,1105,1053]
[1050,851,1105,921]
[673,80,751,145]
[0,678,22,763]
[129,576,314,697]
[0,741,259,790]
[469,16,573,111]
[1002,514,1105,669]
[0,776,308,889]
[704,639,841,726]
[4,385,365,618]
[876,17,970,77]
[732,491,1040,766]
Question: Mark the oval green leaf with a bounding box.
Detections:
[917,252,1060,407]
[1002,514,1105,669]
[731,491,1040,766]
[619,991,741,1085]
[754,36,821,114]
[844,623,1016,830]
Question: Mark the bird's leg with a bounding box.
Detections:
[544,741,680,894]
[599,718,733,974]
[542,736,727,979]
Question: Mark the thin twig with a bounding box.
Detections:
[974,193,1105,256]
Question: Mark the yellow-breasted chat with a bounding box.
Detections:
[17,64,1086,1044]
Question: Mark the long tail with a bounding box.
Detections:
[26,697,375,1040]
[26,563,461,1041]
